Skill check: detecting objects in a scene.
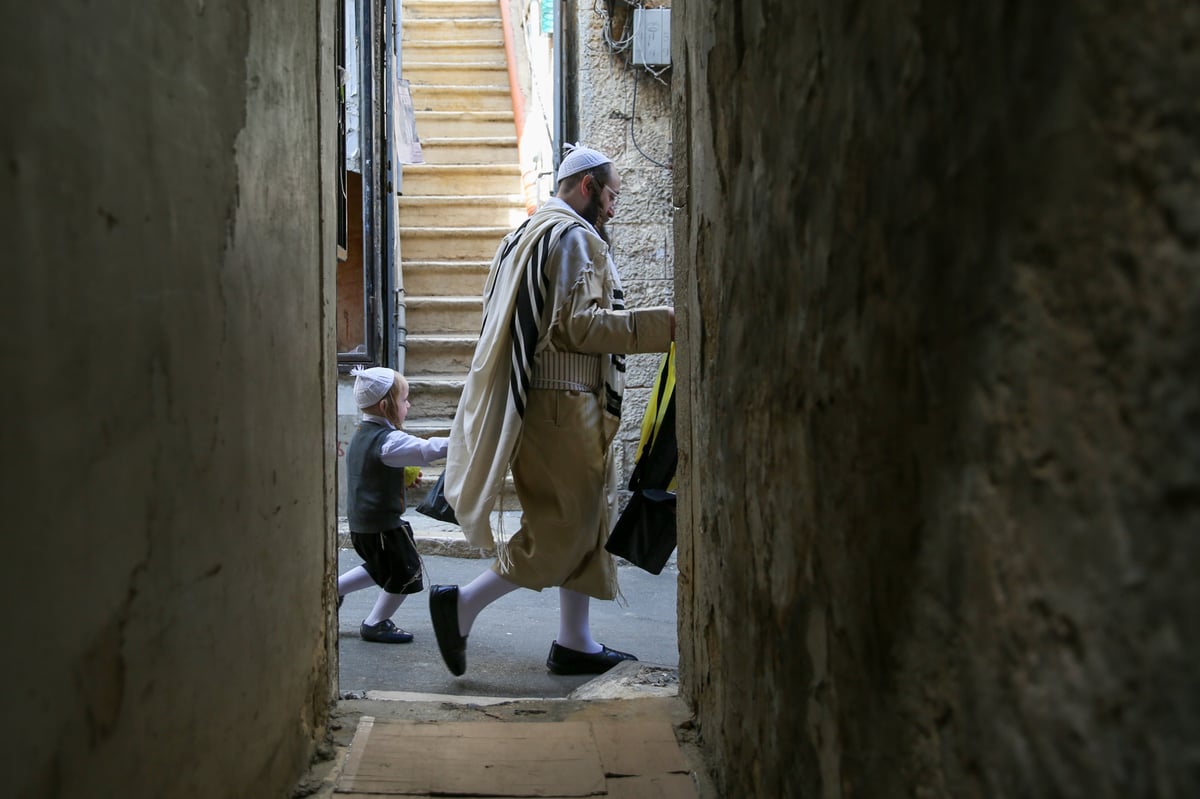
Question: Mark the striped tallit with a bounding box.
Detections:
[445,200,626,553]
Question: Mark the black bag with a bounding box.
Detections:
[606,488,677,575]
[606,347,678,574]
[415,472,459,524]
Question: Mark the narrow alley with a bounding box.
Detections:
[8,0,1198,797]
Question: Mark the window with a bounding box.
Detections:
[336,0,399,370]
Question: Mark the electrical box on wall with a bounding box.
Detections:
[632,8,671,66]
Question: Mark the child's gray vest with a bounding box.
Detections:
[346,422,406,533]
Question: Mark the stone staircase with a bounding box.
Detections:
[399,0,527,507]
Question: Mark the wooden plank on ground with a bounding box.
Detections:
[603,773,698,799]
[589,720,689,777]
[335,719,606,796]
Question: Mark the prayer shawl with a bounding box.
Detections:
[445,200,626,553]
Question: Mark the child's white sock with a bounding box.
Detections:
[456,570,519,637]
[364,591,406,626]
[337,565,377,596]
[556,588,601,653]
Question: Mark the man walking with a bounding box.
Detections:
[430,144,674,676]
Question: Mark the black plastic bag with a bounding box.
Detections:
[415,471,459,524]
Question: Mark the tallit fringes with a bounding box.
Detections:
[491,473,516,572]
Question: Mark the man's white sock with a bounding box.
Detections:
[556,587,601,653]
[457,570,519,637]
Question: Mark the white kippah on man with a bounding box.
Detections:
[556,142,614,182]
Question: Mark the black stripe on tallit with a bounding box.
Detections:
[507,225,564,417]
[604,383,623,417]
[612,354,626,373]
[481,219,533,335]
[499,218,532,262]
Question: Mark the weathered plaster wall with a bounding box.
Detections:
[575,1,676,485]
[674,1,1199,796]
[1,1,337,796]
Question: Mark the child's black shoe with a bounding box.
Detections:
[360,618,414,643]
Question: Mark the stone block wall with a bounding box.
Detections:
[574,1,676,488]
[673,1,1199,796]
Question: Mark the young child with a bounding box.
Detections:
[338,366,449,643]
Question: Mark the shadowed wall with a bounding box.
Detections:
[673,2,1199,796]
[1,1,338,795]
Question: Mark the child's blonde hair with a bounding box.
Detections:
[376,370,408,426]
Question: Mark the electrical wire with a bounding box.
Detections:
[631,68,671,169]
[588,0,672,168]
[595,0,634,52]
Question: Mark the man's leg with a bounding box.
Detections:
[429,569,517,675]
[556,587,601,653]
[457,569,519,637]
[546,587,637,675]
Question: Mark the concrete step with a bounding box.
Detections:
[406,373,466,417]
[399,194,526,226]
[406,295,483,332]
[400,225,509,260]
[402,260,492,296]
[402,18,502,43]
[403,417,453,439]
[400,163,522,195]
[419,136,518,165]
[404,62,508,87]
[338,511,525,559]
[404,333,478,374]
[409,84,513,113]
[416,110,515,138]
[402,40,507,65]
[402,0,500,21]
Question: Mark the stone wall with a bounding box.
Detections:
[1,1,338,795]
[673,1,1199,796]
[574,1,676,488]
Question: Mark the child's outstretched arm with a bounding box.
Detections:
[379,429,450,467]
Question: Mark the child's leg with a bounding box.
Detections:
[364,591,406,626]
[337,565,376,596]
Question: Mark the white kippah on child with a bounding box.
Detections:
[351,366,395,408]
[557,142,613,182]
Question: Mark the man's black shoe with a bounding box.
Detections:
[429,585,467,676]
[359,618,414,644]
[546,642,637,675]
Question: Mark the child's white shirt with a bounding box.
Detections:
[361,413,450,467]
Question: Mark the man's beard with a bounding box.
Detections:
[581,192,610,244]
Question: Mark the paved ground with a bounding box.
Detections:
[336,545,680,699]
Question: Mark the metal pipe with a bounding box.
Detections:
[359,0,382,363]
[498,0,525,137]
[388,0,406,372]
[552,0,565,178]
